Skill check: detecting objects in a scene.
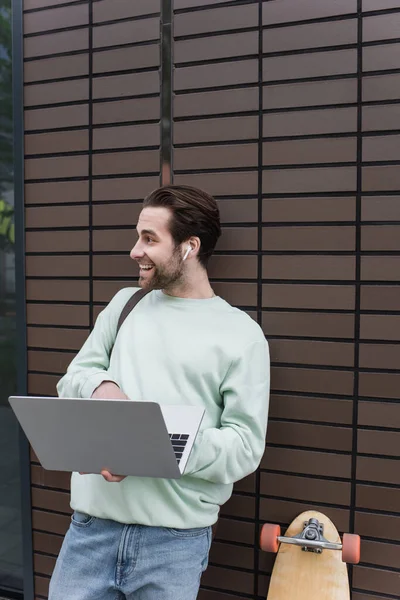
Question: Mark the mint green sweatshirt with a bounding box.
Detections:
[57,288,270,528]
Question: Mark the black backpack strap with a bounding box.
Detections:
[116,288,150,336]
[109,289,150,357]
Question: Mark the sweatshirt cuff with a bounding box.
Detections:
[183,432,203,476]
[79,372,119,399]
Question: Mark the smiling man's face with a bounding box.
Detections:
[130,206,186,292]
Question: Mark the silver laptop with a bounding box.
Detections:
[8,396,204,479]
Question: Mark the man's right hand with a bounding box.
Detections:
[91,381,129,400]
[81,381,129,479]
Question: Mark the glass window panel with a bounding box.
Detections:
[0,0,23,593]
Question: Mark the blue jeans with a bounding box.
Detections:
[49,511,212,600]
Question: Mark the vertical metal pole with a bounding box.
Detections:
[254,2,264,597]
[160,0,173,185]
[12,0,35,598]
[349,0,363,590]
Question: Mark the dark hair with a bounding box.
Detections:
[143,185,221,268]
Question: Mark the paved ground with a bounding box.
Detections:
[0,407,23,592]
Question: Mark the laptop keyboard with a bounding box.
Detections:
[169,433,189,464]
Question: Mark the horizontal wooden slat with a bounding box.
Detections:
[359,372,400,399]
[26,255,89,277]
[34,553,56,577]
[262,0,356,24]
[175,143,258,171]
[271,366,354,396]
[27,304,89,327]
[358,430,400,458]
[26,279,89,302]
[263,197,356,222]
[264,79,357,110]
[24,4,88,35]
[92,150,159,176]
[259,498,350,532]
[31,488,71,513]
[26,230,89,253]
[24,53,89,83]
[174,171,258,196]
[92,176,159,201]
[175,60,258,90]
[209,541,254,570]
[263,167,357,195]
[24,29,88,59]
[269,339,355,367]
[355,512,400,542]
[93,71,159,100]
[175,4,258,36]
[32,510,70,536]
[263,18,357,52]
[24,78,89,107]
[263,50,357,81]
[93,97,160,124]
[25,155,88,180]
[93,17,159,48]
[264,108,357,137]
[358,401,400,429]
[25,104,89,131]
[357,457,400,485]
[25,180,89,204]
[201,565,254,595]
[176,31,257,63]
[28,373,61,396]
[198,589,249,600]
[34,575,50,598]
[93,0,160,22]
[214,518,254,546]
[33,531,63,556]
[361,540,400,569]
[31,465,71,490]
[25,130,89,156]
[263,311,355,339]
[357,484,400,511]
[219,494,255,520]
[260,472,351,506]
[174,116,258,144]
[262,447,352,479]
[268,394,353,424]
[27,326,89,351]
[263,255,356,280]
[28,350,75,374]
[353,565,400,597]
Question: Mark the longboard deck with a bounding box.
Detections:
[267,511,349,600]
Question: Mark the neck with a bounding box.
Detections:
[162,268,215,299]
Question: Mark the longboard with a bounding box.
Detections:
[260,510,360,600]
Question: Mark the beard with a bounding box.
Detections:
[138,246,185,292]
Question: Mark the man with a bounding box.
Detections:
[49,185,270,600]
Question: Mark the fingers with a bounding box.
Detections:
[100,469,126,483]
[79,470,126,482]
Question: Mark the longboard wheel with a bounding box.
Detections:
[342,533,361,564]
[260,523,281,553]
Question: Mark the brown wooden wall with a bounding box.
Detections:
[22,1,400,599]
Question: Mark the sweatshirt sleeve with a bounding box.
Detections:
[56,288,135,399]
[184,338,270,484]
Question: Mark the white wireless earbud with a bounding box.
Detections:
[183,244,192,261]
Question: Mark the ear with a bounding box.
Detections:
[187,237,201,256]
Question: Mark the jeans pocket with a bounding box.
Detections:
[71,511,95,528]
[166,526,210,538]
[201,528,212,572]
